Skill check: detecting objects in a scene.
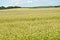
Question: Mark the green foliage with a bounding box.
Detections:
[0,5,60,10]
[0,6,21,10]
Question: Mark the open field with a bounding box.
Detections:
[0,8,60,40]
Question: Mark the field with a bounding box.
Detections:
[0,8,60,40]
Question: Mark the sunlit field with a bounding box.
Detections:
[0,8,60,40]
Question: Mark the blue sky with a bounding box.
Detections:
[0,0,60,7]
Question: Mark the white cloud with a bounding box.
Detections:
[5,0,47,6]
[27,1,33,3]
[35,0,47,2]
[3,0,47,7]
[9,0,33,6]
[10,0,21,5]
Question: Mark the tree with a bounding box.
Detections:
[0,6,5,9]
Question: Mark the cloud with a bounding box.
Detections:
[35,0,47,2]
[9,0,33,6]
[3,0,49,7]
[27,1,33,3]
[7,0,46,6]
[1,0,60,7]
[10,0,21,5]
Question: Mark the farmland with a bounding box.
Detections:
[0,8,60,40]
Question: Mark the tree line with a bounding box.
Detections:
[0,5,60,10]
[0,6,21,10]
[30,5,60,8]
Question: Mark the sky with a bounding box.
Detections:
[0,0,60,7]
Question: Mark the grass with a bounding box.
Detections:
[0,8,60,40]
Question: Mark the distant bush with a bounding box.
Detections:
[0,6,21,10]
[0,5,60,10]
[6,6,21,9]
[31,5,60,8]
[0,6,6,9]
